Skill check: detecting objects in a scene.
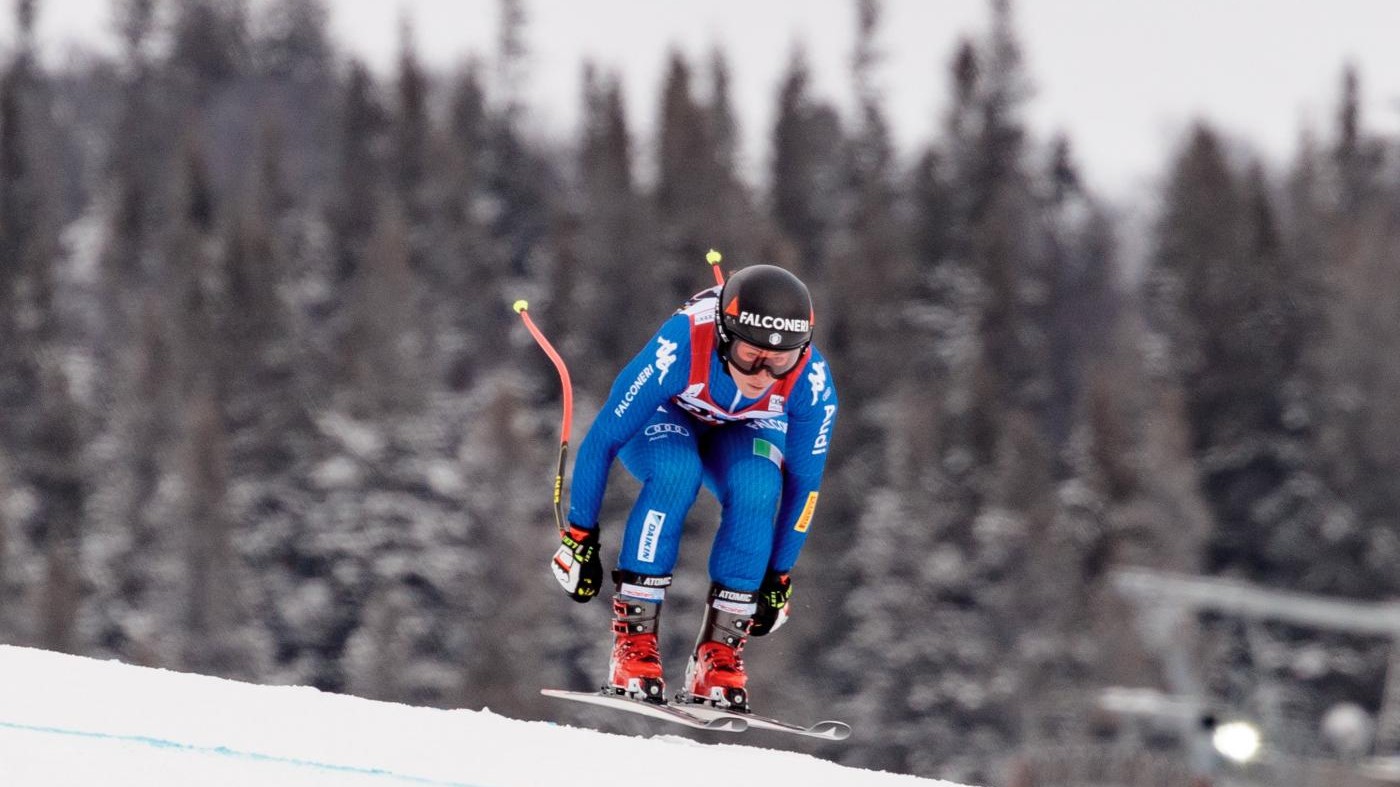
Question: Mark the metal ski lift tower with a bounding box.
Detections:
[1111,568,1400,765]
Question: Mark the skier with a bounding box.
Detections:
[550,263,839,711]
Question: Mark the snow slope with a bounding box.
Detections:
[0,646,961,786]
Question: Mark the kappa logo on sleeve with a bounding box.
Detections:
[807,361,828,406]
[655,337,679,383]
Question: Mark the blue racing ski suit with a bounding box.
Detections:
[567,286,839,593]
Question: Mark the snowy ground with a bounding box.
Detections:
[0,645,961,786]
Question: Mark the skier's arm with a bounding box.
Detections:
[566,315,691,530]
[769,352,838,573]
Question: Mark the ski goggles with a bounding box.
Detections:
[724,339,806,378]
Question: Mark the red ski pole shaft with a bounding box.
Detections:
[513,300,573,533]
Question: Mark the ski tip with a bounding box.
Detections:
[708,716,747,732]
[512,299,529,314]
[811,721,852,741]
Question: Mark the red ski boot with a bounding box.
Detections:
[609,597,665,703]
[683,584,757,711]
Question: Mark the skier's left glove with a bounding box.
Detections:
[552,524,603,603]
[749,570,792,636]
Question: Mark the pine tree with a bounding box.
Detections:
[703,48,760,263]
[344,197,423,416]
[83,0,179,663]
[435,64,501,388]
[255,0,332,83]
[330,60,387,282]
[653,51,714,302]
[770,45,843,281]
[1144,126,1323,587]
[1042,136,1117,447]
[495,0,528,124]
[1297,68,1400,598]
[0,0,87,654]
[217,122,313,479]
[568,65,655,388]
[485,0,553,281]
[393,21,431,226]
[966,0,1047,424]
[1332,65,1383,214]
[163,133,257,676]
[169,0,251,99]
[455,382,562,712]
[34,363,84,654]
[0,0,42,406]
[650,48,758,303]
[826,0,915,401]
[101,0,163,290]
[447,66,488,204]
[251,0,336,198]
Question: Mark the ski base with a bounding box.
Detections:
[541,689,747,732]
[677,701,852,741]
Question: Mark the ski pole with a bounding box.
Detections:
[513,300,573,533]
[706,248,725,285]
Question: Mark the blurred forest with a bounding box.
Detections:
[3,0,1400,784]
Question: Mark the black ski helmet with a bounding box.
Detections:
[716,264,814,352]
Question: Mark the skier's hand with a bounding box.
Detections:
[552,524,603,603]
[750,570,792,636]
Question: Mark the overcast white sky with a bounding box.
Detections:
[7,0,1400,198]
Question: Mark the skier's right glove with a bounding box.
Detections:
[552,524,603,603]
[750,570,793,636]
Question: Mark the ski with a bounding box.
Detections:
[675,702,852,741]
[540,689,747,732]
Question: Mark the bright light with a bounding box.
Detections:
[1212,721,1263,764]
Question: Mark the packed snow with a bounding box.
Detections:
[0,645,962,786]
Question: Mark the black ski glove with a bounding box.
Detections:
[750,570,793,636]
[552,524,603,603]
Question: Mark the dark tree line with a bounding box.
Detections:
[2,0,1399,783]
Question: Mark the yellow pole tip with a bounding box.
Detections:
[512,299,529,313]
[706,249,723,264]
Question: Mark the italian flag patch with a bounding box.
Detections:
[753,438,784,467]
